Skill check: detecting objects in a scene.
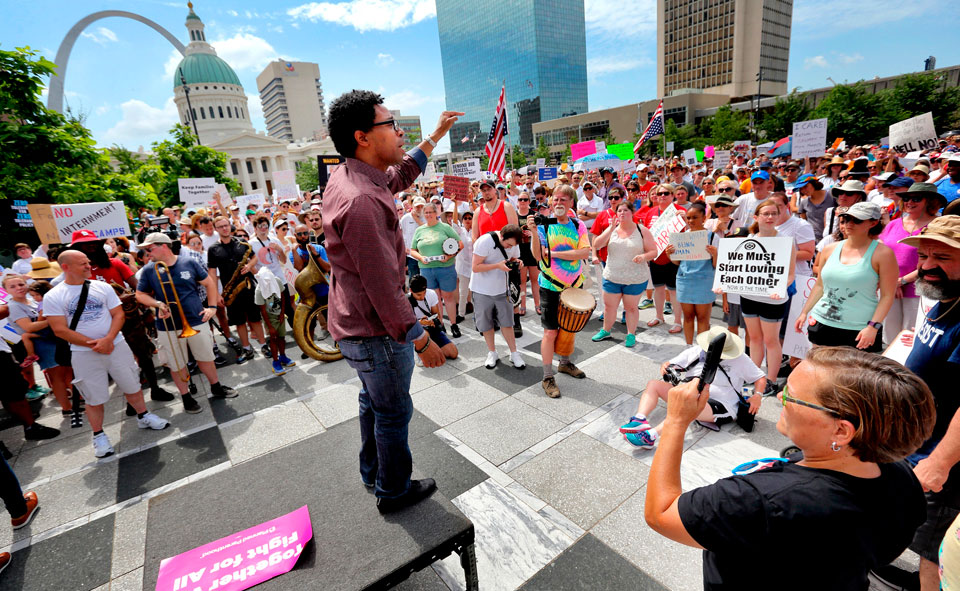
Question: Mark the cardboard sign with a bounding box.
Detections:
[538,167,558,181]
[732,140,751,152]
[571,140,597,161]
[451,158,481,180]
[782,274,818,359]
[156,505,312,591]
[713,236,793,298]
[649,204,687,256]
[666,141,675,153]
[29,201,131,244]
[443,175,471,202]
[535,158,546,169]
[236,194,266,212]
[668,230,710,261]
[890,112,938,153]
[682,148,697,166]
[791,118,828,159]
[178,178,218,206]
[713,150,731,169]
[606,142,633,161]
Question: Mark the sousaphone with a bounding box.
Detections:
[292,252,343,362]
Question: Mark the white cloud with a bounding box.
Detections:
[163,49,182,80]
[584,0,656,38]
[794,1,917,36]
[287,0,436,33]
[804,55,828,69]
[588,56,650,81]
[101,97,179,147]
[95,104,111,116]
[267,24,285,33]
[381,89,442,112]
[247,99,264,128]
[212,33,287,72]
[837,52,864,65]
[376,52,394,67]
[227,9,239,16]
[81,27,118,46]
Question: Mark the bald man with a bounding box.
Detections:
[45,250,170,459]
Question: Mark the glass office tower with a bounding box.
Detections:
[437,0,588,153]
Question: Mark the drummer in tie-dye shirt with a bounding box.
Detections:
[527,185,592,399]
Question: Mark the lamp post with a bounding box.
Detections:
[753,68,764,145]
[179,67,201,143]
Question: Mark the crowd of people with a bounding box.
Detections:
[1,89,959,587]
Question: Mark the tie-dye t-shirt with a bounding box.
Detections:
[538,218,589,292]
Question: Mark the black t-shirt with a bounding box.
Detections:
[138,256,208,331]
[678,459,925,590]
[207,239,250,286]
[907,301,960,443]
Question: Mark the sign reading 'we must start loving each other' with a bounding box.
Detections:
[712,237,793,299]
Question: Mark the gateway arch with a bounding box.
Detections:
[47,10,185,113]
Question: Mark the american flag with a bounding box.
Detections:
[485,84,508,180]
[460,134,470,144]
[634,99,664,153]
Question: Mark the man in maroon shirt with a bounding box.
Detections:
[323,90,461,514]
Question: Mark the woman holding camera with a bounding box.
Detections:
[590,200,656,347]
[410,202,464,338]
[645,347,934,590]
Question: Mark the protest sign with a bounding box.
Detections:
[606,143,633,160]
[880,136,890,147]
[156,505,312,591]
[830,137,844,150]
[538,167,558,182]
[236,194,266,212]
[28,201,131,244]
[732,140,750,152]
[649,204,687,256]
[695,150,704,162]
[668,230,710,261]
[713,236,793,298]
[713,150,731,169]
[704,146,715,158]
[272,170,295,187]
[571,140,597,161]
[317,154,345,190]
[901,151,923,169]
[424,162,437,181]
[26,205,59,244]
[682,148,697,167]
[757,141,774,153]
[11,200,33,229]
[782,274,818,358]
[178,178,218,207]
[791,118,828,159]
[665,141,675,153]
[595,141,607,154]
[535,158,546,169]
[890,112,938,153]
[444,175,471,201]
[451,158,481,180]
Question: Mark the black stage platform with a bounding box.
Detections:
[142,418,478,590]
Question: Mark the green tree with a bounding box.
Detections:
[811,82,895,146]
[663,118,702,154]
[883,72,960,134]
[534,137,550,162]
[509,147,528,169]
[480,153,490,170]
[295,158,319,192]
[705,105,750,148]
[759,90,811,143]
[599,126,617,147]
[150,124,240,207]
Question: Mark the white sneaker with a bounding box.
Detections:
[510,351,526,369]
[484,351,498,369]
[416,355,424,367]
[93,432,114,458]
[137,412,170,430]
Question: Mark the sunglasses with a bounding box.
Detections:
[370,118,400,131]
[838,216,865,225]
[295,231,310,236]
[901,195,927,203]
[655,191,672,196]
[584,187,595,190]
[718,187,735,192]
[780,385,854,426]
[609,195,623,200]
[518,198,530,202]
[627,188,639,192]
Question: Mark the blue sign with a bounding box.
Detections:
[538,167,558,181]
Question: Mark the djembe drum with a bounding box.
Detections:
[555,287,597,356]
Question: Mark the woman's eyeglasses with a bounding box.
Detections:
[838,216,865,225]
[655,191,672,196]
[518,198,530,202]
[901,195,927,203]
[780,385,856,429]
[609,195,623,200]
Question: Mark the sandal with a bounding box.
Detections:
[668,323,683,334]
[535,306,542,315]
[19,355,39,368]
[646,318,663,328]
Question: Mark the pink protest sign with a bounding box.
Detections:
[570,140,597,162]
[704,146,715,158]
[156,505,312,591]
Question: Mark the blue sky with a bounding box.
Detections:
[4,0,958,155]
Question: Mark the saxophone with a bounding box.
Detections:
[222,242,254,306]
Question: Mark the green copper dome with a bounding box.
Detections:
[173,53,242,88]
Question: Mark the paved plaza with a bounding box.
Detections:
[0,301,915,590]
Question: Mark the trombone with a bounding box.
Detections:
[155,261,198,392]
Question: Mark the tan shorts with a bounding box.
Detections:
[72,339,142,406]
[157,323,216,371]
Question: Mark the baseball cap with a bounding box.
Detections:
[794,173,816,189]
[887,177,915,189]
[900,215,960,249]
[873,171,898,183]
[139,232,173,247]
[759,161,773,169]
[713,195,736,207]
[842,202,881,221]
[412,196,427,206]
[636,164,648,172]
[750,170,770,181]
[70,229,100,244]
[478,179,495,189]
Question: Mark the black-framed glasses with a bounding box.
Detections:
[902,195,927,203]
[295,231,310,236]
[518,198,530,202]
[370,118,400,132]
[609,194,624,200]
[627,188,639,192]
[584,186,595,190]
[718,187,735,192]
[655,191,672,196]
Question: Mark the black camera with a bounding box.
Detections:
[662,364,694,386]
[136,216,181,254]
[505,259,520,271]
[533,214,556,227]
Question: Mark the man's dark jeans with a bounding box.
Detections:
[339,336,415,499]
[0,456,26,518]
